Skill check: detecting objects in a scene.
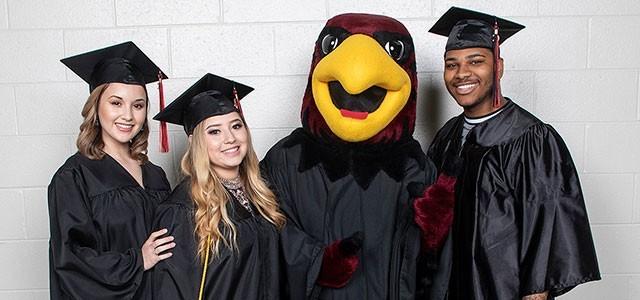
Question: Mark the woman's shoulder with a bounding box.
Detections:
[57,152,89,169]
[143,160,167,176]
[142,160,171,190]
[159,179,193,208]
[50,152,95,181]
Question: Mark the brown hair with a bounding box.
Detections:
[181,119,285,259]
[76,83,150,163]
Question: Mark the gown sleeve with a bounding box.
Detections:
[508,125,600,296]
[48,168,144,299]
[260,156,325,299]
[151,199,199,300]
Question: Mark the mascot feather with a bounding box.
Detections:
[261,13,453,299]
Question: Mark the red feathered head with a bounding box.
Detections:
[301,13,417,144]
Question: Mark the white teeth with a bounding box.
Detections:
[457,83,476,89]
[455,82,478,94]
[223,147,239,153]
[116,124,133,129]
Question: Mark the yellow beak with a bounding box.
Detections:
[312,34,411,142]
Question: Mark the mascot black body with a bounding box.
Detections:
[261,13,452,299]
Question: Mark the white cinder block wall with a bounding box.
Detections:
[0,0,638,299]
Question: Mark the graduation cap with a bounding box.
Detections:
[429,7,524,108]
[429,6,525,52]
[60,41,167,91]
[153,73,254,135]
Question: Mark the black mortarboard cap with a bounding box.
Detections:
[429,7,524,51]
[61,41,167,91]
[153,73,254,135]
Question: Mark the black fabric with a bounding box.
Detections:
[151,180,282,300]
[48,152,171,300]
[427,100,600,300]
[261,128,436,300]
[283,128,426,189]
[90,57,146,90]
[445,19,495,51]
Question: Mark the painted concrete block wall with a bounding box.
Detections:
[0,0,638,298]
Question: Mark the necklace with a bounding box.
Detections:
[219,175,242,189]
[220,176,252,213]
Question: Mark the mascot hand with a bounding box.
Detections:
[411,174,456,253]
[317,231,363,288]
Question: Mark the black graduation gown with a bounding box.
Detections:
[427,100,600,300]
[152,180,282,300]
[48,152,171,300]
[260,128,436,300]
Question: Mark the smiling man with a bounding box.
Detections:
[425,7,601,300]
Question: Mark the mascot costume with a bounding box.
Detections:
[261,13,454,299]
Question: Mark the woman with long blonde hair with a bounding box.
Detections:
[152,73,285,300]
[48,42,176,300]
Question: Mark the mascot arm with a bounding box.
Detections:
[261,153,363,293]
[260,157,326,297]
[316,231,363,288]
[409,173,456,253]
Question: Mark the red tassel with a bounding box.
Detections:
[492,20,502,108]
[158,72,169,152]
[232,85,244,116]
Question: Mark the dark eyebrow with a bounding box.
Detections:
[446,52,488,61]
[465,53,488,60]
[106,95,146,103]
[205,117,243,130]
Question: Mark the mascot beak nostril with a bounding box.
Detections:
[328,81,387,113]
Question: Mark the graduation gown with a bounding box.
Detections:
[48,152,171,300]
[428,100,600,299]
[260,128,436,300]
[152,180,282,300]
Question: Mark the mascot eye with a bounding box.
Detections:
[321,34,340,55]
[384,40,405,61]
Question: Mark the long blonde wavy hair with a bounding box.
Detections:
[181,118,285,259]
[76,83,150,163]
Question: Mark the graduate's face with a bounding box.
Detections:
[443,47,503,117]
[97,83,147,148]
[200,112,248,179]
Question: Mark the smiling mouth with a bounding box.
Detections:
[454,82,479,94]
[222,146,239,154]
[328,81,387,119]
[115,123,134,131]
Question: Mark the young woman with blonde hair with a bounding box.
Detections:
[152,73,285,300]
[48,42,175,299]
